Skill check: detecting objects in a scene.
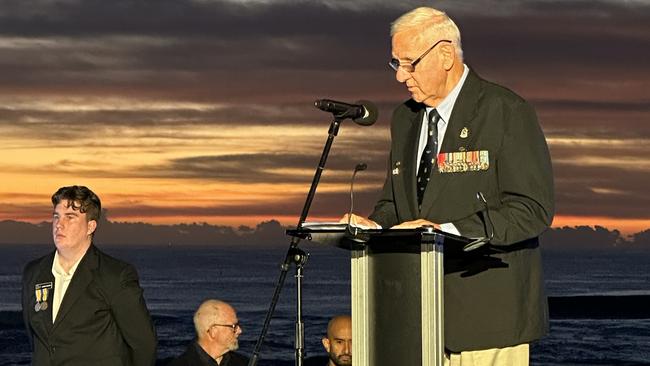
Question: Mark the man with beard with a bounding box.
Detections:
[321,315,352,366]
[169,299,248,366]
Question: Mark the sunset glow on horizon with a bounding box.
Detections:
[1,1,648,239]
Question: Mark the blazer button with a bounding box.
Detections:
[50,345,56,354]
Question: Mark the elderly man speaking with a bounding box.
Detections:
[345,6,554,366]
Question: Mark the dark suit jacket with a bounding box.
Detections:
[22,244,157,366]
[167,341,248,366]
[370,69,554,352]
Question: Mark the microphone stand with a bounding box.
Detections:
[248,116,344,366]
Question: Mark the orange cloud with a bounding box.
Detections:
[552,215,650,237]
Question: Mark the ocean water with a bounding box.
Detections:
[1,243,649,365]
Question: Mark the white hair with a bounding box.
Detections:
[391,7,463,59]
[193,299,229,338]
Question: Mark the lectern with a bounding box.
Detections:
[288,226,468,366]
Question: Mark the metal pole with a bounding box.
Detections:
[293,249,308,366]
[248,118,342,366]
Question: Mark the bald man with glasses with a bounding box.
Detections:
[168,299,248,366]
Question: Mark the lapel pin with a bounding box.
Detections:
[460,127,469,139]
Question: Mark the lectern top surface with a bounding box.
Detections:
[286,225,469,250]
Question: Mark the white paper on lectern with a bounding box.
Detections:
[300,222,382,230]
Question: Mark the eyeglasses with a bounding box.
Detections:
[209,322,241,333]
[388,39,452,73]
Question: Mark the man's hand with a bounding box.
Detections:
[391,219,440,230]
[339,213,382,229]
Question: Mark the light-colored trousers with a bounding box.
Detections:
[444,344,529,366]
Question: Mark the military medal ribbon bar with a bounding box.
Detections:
[437,150,489,173]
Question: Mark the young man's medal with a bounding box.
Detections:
[34,282,53,312]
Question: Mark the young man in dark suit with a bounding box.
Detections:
[168,299,248,366]
[345,7,554,365]
[22,185,157,366]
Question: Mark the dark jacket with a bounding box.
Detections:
[370,69,554,352]
[22,245,157,366]
[167,342,248,366]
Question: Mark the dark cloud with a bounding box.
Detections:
[1,0,646,102]
[0,0,393,39]
[142,148,388,184]
[0,102,401,129]
[534,100,650,114]
[0,203,51,223]
[0,0,648,228]
[553,163,650,219]
[540,225,632,251]
[0,139,390,184]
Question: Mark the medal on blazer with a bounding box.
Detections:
[34,282,53,312]
[437,150,489,173]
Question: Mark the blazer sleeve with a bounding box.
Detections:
[369,154,400,228]
[110,264,157,366]
[453,100,555,245]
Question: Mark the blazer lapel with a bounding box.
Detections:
[444,69,482,148]
[51,246,98,332]
[420,69,483,218]
[394,105,425,220]
[28,253,56,339]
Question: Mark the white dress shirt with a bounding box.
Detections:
[415,64,470,236]
[51,250,83,322]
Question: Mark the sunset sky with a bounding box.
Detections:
[0,0,648,235]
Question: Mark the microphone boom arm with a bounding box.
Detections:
[248,116,344,366]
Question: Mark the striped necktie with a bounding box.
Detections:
[416,109,440,208]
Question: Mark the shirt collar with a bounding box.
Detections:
[52,250,83,278]
[194,342,218,365]
[193,341,230,366]
[426,63,469,125]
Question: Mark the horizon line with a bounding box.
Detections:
[1,217,647,237]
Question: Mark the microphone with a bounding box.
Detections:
[346,163,368,237]
[314,99,378,126]
[463,192,495,252]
